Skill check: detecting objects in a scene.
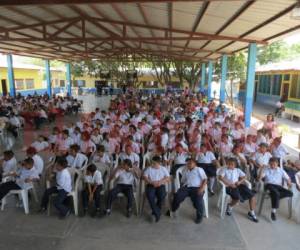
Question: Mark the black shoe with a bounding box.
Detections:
[155,214,161,223]
[105,209,111,216]
[271,212,276,221]
[208,189,215,196]
[247,212,259,223]
[195,214,203,224]
[126,209,133,218]
[59,210,71,220]
[165,210,171,217]
[38,207,47,214]
[226,205,232,216]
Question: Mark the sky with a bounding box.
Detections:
[283,32,300,45]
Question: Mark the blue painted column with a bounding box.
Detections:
[244,43,257,128]
[220,55,228,103]
[66,63,72,96]
[207,60,213,101]
[200,62,206,91]
[7,54,16,97]
[45,59,52,96]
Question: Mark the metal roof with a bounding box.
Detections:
[0,0,299,62]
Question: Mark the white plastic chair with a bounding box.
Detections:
[217,167,252,219]
[291,183,300,223]
[1,179,38,215]
[47,168,81,216]
[109,175,140,215]
[257,180,292,219]
[174,166,209,218]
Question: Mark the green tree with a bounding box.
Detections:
[257,41,289,65]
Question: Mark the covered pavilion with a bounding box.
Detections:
[1,0,300,127]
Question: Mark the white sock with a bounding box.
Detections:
[227,205,233,211]
[272,209,276,213]
[209,177,215,191]
[250,210,256,216]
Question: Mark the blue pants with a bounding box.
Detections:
[41,186,69,216]
[107,184,134,210]
[172,186,203,217]
[145,185,166,218]
[82,185,102,210]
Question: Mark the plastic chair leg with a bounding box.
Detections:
[220,192,226,219]
[1,197,6,211]
[73,195,78,216]
[21,190,29,214]
[288,197,293,219]
[204,192,209,218]
[258,192,266,215]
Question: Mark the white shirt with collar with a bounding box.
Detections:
[255,151,272,166]
[173,152,189,165]
[196,151,216,164]
[119,152,140,166]
[219,167,245,184]
[272,144,288,159]
[84,170,103,185]
[16,166,40,190]
[181,166,207,188]
[31,141,49,152]
[143,165,169,182]
[67,153,88,169]
[2,157,17,176]
[56,168,72,193]
[115,169,135,185]
[261,167,290,186]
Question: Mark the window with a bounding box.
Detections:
[25,79,34,89]
[72,80,86,87]
[60,80,65,87]
[53,79,59,87]
[271,75,282,96]
[258,75,271,94]
[284,74,290,81]
[15,79,24,90]
[290,74,300,99]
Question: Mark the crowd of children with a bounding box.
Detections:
[0,90,299,224]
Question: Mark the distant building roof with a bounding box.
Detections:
[256,59,300,73]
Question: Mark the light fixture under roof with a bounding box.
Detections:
[291,1,300,19]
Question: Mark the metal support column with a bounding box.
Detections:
[45,59,52,96]
[244,43,257,128]
[207,60,213,101]
[200,62,206,91]
[220,55,228,103]
[66,63,72,96]
[7,54,16,97]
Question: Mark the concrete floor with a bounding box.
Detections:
[0,94,299,250]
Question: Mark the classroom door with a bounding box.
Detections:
[1,80,8,96]
[282,83,289,101]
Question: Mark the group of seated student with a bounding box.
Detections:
[0,93,82,131]
[0,90,300,225]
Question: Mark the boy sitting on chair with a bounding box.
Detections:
[106,159,140,217]
[82,164,103,217]
[40,157,72,219]
[169,157,207,224]
[259,157,293,221]
[143,156,170,222]
[0,157,39,201]
[218,158,258,223]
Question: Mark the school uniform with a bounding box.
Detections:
[218,167,255,202]
[170,152,189,175]
[143,166,170,219]
[0,166,39,201]
[1,157,17,180]
[31,141,49,152]
[67,153,88,169]
[261,167,293,209]
[171,166,207,218]
[119,152,140,166]
[272,144,288,162]
[82,170,103,210]
[106,169,136,211]
[41,168,72,216]
[196,151,216,177]
[56,137,74,152]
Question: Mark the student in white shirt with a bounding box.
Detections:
[119,144,140,168]
[259,157,293,221]
[82,164,103,216]
[143,156,170,222]
[26,147,44,176]
[40,157,71,219]
[31,135,49,152]
[196,144,219,195]
[0,150,17,181]
[170,144,189,175]
[251,143,272,180]
[55,129,74,156]
[0,157,39,201]
[106,159,141,217]
[92,145,111,167]
[218,158,258,223]
[67,144,88,169]
[169,158,207,224]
